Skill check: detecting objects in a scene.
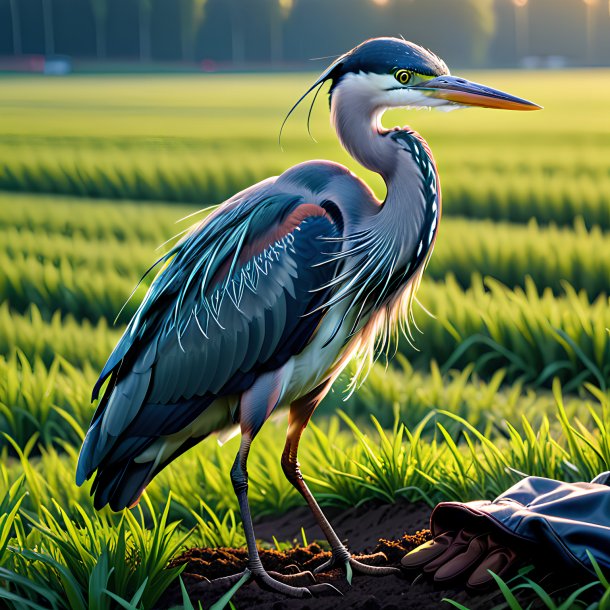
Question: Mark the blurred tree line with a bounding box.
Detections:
[0,0,608,67]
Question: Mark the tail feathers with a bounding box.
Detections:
[91,459,156,511]
[76,419,151,487]
[76,416,158,509]
[76,419,102,486]
[88,434,206,512]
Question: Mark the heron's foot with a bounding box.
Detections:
[209,565,341,610]
[313,547,401,582]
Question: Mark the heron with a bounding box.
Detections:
[76,37,539,600]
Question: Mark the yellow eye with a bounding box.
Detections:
[394,69,411,85]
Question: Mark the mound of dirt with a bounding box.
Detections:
[158,501,522,609]
[168,530,430,581]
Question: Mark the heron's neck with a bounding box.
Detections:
[330,91,397,181]
[330,88,434,213]
[330,86,440,263]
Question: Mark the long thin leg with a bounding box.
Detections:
[210,371,339,610]
[281,380,400,579]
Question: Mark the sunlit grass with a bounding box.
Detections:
[1,382,610,607]
[2,347,600,456]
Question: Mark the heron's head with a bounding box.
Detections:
[323,37,541,112]
[282,37,540,138]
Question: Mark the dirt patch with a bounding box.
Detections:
[168,531,430,582]
[159,501,520,609]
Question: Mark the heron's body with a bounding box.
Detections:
[77,128,439,509]
[77,37,539,600]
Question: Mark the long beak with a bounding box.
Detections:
[412,75,542,111]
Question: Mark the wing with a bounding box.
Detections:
[76,182,343,504]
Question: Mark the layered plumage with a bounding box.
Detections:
[77,182,344,509]
[77,135,439,510]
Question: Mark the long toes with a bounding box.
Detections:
[308,583,343,597]
[209,571,248,586]
[209,570,252,610]
[350,556,401,577]
[254,572,313,598]
[354,564,401,576]
[267,570,317,586]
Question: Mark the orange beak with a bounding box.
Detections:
[412,75,542,111]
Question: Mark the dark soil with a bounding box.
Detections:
[159,500,527,609]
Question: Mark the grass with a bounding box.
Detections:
[2,384,610,608]
[0,192,192,243]
[2,347,599,455]
[429,217,610,298]
[6,203,610,302]
[409,276,610,391]
[6,273,610,393]
[1,70,610,608]
[444,561,610,609]
[0,304,121,370]
[0,482,189,610]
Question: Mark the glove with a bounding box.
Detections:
[401,528,522,591]
[402,473,610,593]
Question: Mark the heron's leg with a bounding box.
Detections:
[210,371,339,610]
[281,381,400,579]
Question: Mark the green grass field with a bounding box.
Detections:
[2,71,610,609]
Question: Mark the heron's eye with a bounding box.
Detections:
[394,69,411,85]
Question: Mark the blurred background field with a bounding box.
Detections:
[2,0,610,608]
[2,70,610,219]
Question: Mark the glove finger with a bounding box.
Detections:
[401,532,457,570]
[433,533,489,585]
[423,528,480,574]
[467,540,520,591]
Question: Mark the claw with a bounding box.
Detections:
[308,582,343,597]
[252,570,313,597]
[313,556,336,574]
[267,569,317,586]
[313,548,400,582]
[209,566,313,610]
[349,556,401,577]
[411,572,426,586]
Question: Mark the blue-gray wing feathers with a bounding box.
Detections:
[76,188,342,509]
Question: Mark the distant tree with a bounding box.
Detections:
[42,0,55,55]
[179,0,207,62]
[389,0,496,66]
[270,0,293,64]
[468,0,495,64]
[139,0,152,60]
[8,0,22,55]
[89,0,108,58]
[230,0,244,65]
